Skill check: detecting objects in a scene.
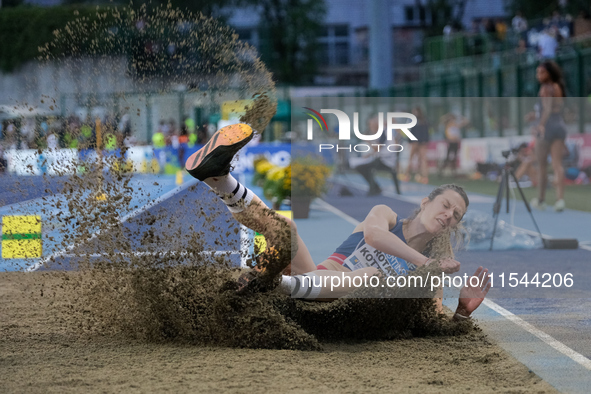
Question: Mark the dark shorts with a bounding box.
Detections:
[447,142,459,157]
[408,124,429,143]
[544,113,567,142]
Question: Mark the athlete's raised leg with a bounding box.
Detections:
[231,195,316,275]
[185,123,316,291]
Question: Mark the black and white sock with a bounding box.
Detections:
[279,274,322,300]
[203,174,254,213]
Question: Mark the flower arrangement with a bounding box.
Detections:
[290,156,331,198]
[253,156,290,207]
[253,157,275,186]
[263,164,290,204]
[252,155,330,209]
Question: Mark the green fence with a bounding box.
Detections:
[389,47,591,99]
[295,95,591,142]
[424,31,520,62]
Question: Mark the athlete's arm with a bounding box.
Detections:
[362,205,429,267]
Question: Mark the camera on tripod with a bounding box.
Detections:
[491,144,578,250]
[501,147,522,159]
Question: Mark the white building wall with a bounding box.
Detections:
[227,0,509,31]
[463,0,508,24]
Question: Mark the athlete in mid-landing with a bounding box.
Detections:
[185,123,491,321]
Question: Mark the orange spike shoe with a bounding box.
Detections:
[185,123,254,181]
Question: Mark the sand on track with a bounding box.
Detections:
[0,271,556,393]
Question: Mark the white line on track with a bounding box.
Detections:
[313,199,360,226]
[483,299,591,371]
[26,177,199,272]
[317,197,591,371]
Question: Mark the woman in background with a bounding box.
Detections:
[440,113,469,178]
[530,60,567,212]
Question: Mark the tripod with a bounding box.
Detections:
[489,151,545,250]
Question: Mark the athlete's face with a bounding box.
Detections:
[536,66,550,83]
[420,190,467,234]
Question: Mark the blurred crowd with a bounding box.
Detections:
[150,116,208,150]
[0,113,136,173]
[444,8,591,61]
[0,113,135,152]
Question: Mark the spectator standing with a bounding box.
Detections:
[159,120,170,145]
[168,118,177,147]
[20,119,36,149]
[537,28,558,59]
[196,124,208,144]
[169,119,180,149]
[152,121,166,148]
[443,22,454,37]
[79,116,95,149]
[530,61,568,212]
[47,132,59,150]
[550,11,562,30]
[184,116,195,134]
[178,123,189,166]
[512,11,528,36]
[4,121,17,150]
[352,114,400,196]
[118,114,132,141]
[495,18,508,42]
[439,113,469,178]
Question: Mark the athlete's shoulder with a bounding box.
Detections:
[369,204,396,214]
[365,205,398,223]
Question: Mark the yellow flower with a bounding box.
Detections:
[255,161,274,175]
[267,166,287,181]
[290,157,331,197]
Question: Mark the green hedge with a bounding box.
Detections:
[0,6,114,72]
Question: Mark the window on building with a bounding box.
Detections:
[405,6,414,22]
[404,5,430,25]
[317,24,350,66]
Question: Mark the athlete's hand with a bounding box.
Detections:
[456,266,491,317]
[438,258,461,274]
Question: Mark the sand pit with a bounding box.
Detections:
[0,271,557,393]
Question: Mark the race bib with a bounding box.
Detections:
[342,242,416,276]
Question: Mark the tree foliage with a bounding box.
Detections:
[0,6,108,72]
[63,0,241,18]
[255,0,326,85]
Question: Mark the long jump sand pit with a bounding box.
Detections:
[0,270,556,393]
